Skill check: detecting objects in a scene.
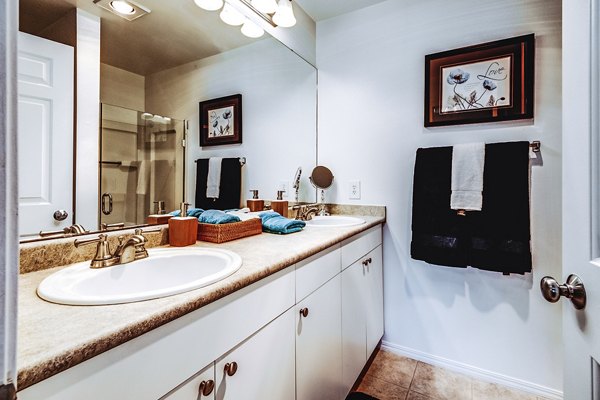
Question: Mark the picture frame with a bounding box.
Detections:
[199,94,242,146]
[424,34,535,127]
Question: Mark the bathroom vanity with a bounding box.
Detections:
[17,210,384,400]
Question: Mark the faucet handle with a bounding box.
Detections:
[74,234,115,268]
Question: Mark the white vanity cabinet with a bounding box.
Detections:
[341,227,384,393]
[19,224,384,400]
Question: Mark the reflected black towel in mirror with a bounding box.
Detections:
[410,141,532,274]
[195,158,242,210]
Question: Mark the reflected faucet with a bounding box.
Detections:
[39,224,89,238]
[293,167,302,203]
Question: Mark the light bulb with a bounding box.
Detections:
[251,0,278,14]
[110,1,136,15]
[220,3,245,26]
[240,19,264,38]
[272,0,296,27]
[194,0,224,11]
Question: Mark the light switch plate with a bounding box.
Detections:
[348,180,361,200]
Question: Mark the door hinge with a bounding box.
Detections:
[0,383,17,400]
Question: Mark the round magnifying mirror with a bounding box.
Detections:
[309,166,334,189]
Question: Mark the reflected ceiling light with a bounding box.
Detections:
[194,0,224,11]
[240,19,264,38]
[110,1,136,14]
[94,0,151,21]
[220,3,246,26]
[251,0,278,14]
[272,0,296,27]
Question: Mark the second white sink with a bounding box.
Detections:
[37,247,242,306]
[305,215,366,228]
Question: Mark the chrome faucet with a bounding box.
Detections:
[74,228,151,269]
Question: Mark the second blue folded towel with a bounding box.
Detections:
[259,211,306,234]
[199,209,241,224]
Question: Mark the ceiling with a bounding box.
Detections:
[19,0,258,76]
[294,0,388,22]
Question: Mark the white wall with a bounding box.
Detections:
[100,64,145,111]
[317,0,562,395]
[145,38,317,206]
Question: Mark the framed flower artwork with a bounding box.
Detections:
[424,34,535,127]
[199,94,242,146]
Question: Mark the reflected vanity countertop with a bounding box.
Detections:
[17,206,385,390]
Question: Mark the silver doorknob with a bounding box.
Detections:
[53,210,68,221]
[540,274,587,310]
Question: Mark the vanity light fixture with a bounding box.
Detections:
[194,0,225,11]
[93,0,151,21]
[240,19,265,38]
[194,0,296,39]
[272,0,296,27]
[220,3,246,26]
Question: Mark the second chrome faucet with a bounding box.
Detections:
[74,229,152,269]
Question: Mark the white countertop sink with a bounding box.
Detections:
[37,247,242,306]
[305,215,366,228]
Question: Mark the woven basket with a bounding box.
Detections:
[197,218,262,243]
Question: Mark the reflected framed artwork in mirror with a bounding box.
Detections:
[199,94,243,146]
[424,34,535,127]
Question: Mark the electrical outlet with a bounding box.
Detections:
[279,181,290,198]
[349,180,361,200]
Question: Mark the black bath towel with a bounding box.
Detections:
[410,141,532,274]
[195,158,242,210]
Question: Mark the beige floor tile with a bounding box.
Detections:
[410,362,472,400]
[366,349,418,388]
[357,373,410,400]
[406,391,434,400]
[471,380,537,400]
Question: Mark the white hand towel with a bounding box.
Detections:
[451,143,485,211]
[206,157,223,199]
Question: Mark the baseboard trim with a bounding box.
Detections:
[381,341,563,400]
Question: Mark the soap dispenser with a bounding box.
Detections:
[168,202,197,247]
[247,190,265,212]
[270,190,289,217]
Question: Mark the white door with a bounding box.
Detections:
[559,1,600,399]
[17,32,74,236]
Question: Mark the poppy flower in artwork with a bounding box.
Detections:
[212,120,219,128]
[482,79,497,91]
[446,69,470,85]
[223,110,232,119]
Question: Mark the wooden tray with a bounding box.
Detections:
[197,218,262,243]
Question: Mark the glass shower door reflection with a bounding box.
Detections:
[100,104,185,228]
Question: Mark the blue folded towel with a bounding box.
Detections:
[169,208,205,218]
[198,209,241,224]
[259,211,306,234]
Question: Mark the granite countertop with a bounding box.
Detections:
[18,209,385,390]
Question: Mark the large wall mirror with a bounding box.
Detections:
[18,0,317,241]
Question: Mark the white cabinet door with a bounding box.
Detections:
[341,259,368,392]
[215,308,295,400]
[17,32,74,236]
[365,245,384,356]
[296,275,342,400]
[161,363,215,400]
[341,245,384,394]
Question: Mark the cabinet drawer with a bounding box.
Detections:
[296,245,341,302]
[341,225,382,269]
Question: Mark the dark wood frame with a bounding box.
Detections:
[424,34,535,127]
[199,94,242,146]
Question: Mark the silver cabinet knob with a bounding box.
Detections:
[540,274,587,310]
[53,210,68,221]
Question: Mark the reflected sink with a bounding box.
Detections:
[37,247,242,306]
[305,215,366,228]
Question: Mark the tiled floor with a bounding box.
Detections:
[355,348,551,400]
